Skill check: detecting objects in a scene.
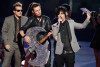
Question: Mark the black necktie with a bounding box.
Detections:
[16,20,19,42]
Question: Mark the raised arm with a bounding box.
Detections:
[74,12,91,29]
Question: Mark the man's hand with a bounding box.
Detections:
[47,30,52,36]
[39,31,52,44]
[58,17,62,24]
[24,36,31,44]
[5,45,10,51]
[86,12,91,19]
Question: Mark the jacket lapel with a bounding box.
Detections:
[11,15,15,34]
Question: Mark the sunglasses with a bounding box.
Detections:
[15,10,23,12]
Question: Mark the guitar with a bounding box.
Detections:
[39,31,52,44]
[23,27,52,66]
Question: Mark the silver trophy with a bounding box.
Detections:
[80,8,91,15]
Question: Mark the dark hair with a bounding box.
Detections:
[61,3,70,11]
[31,2,41,11]
[55,6,67,17]
[25,2,37,17]
[13,2,22,10]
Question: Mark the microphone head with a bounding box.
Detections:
[60,16,62,19]
[58,17,62,23]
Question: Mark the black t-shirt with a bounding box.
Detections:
[59,20,72,51]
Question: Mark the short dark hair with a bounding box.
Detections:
[55,6,67,17]
[25,2,37,17]
[13,2,22,10]
[31,2,41,11]
[61,3,70,11]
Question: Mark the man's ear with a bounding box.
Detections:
[65,12,68,17]
[13,10,15,14]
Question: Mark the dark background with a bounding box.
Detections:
[0,0,100,42]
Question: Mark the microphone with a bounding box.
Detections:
[57,17,62,25]
[60,17,62,22]
[58,17,62,32]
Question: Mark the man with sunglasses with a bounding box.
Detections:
[2,2,28,67]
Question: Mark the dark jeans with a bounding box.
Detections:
[54,53,75,67]
[45,54,51,67]
[45,39,51,67]
[53,40,56,67]
[45,46,51,67]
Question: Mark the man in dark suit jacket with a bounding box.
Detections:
[2,2,28,67]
